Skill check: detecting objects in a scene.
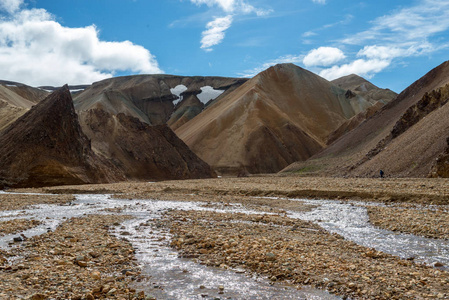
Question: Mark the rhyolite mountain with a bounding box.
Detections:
[71,75,238,180]
[175,63,394,174]
[73,75,247,129]
[80,108,216,180]
[0,86,123,188]
[327,74,397,144]
[0,80,49,130]
[0,86,216,188]
[284,60,449,178]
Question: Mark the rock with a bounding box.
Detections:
[107,288,117,295]
[85,293,94,300]
[90,271,101,280]
[76,260,88,267]
[434,262,444,267]
[265,252,277,261]
[13,236,23,242]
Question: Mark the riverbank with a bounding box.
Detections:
[1,176,448,299]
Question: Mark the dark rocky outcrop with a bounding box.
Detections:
[80,109,216,180]
[0,86,123,188]
[430,137,449,178]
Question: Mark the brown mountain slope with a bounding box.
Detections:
[79,109,216,181]
[167,94,204,131]
[0,82,49,130]
[74,75,247,126]
[327,75,397,144]
[175,63,376,174]
[350,83,449,177]
[283,60,449,177]
[332,74,397,105]
[0,86,123,188]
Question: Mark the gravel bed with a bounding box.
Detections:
[368,206,449,239]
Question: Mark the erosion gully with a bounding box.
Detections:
[0,192,448,299]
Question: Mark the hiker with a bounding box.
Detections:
[380,169,384,178]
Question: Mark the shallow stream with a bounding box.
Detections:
[289,199,449,270]
[1,193,448,298]
[0,194,338,299]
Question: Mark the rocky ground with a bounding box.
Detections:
[0,219,41,236]
[0,215,147,300]
[367,206,449,240]
[0,193,74,211]
[163,209,448,299]
[1,176,448,299]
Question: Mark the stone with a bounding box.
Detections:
[107,288,117,295]
[91,271,101,280]
[76,260,88,267]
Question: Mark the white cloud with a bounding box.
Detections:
[0,0,23,13]
[0,7,162,86]
[303,47,346,67]
[312,0,326,4]
[190,0,271,16]
[319,59,391,81]
[309,0,449,82]
[189,0,271,51]
[200,15,233,51]
[302,31,317,38]
[238,54,303,77]
[341,0,449,46]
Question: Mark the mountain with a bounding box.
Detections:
[0,81,49,130]
[80,108,216,180]
[0,86,123,188]
[283,60,449,177]
[73,75,247,127]
[332,74,396,105]
[175,63,385,174]
[72,75,225,181]
[327,75,397,144]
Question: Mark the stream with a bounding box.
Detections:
[0,193,448,298]
[0,194,338,299]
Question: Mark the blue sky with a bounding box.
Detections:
[0,0,448,92]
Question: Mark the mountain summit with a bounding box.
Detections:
[0,86,122,188]
[176,63,387,174]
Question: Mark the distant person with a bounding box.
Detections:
[380,169,384,178]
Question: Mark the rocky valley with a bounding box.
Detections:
[0,61,448,299]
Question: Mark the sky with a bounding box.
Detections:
[0,0,448,92]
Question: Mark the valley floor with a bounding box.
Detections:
[0,176,448,299]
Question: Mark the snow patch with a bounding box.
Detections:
[70,89,84,93]
[170,84,187,106]
[197,86,224,104]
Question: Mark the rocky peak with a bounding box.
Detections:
[0,86,122,188]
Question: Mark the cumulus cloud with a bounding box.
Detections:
[200,15,233,51]
[319,59,391,81]
[312,0,326,4]
[0,6,162,86]
[303,47,346,67]
[0,0,23,13]
[314,0,449,81]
